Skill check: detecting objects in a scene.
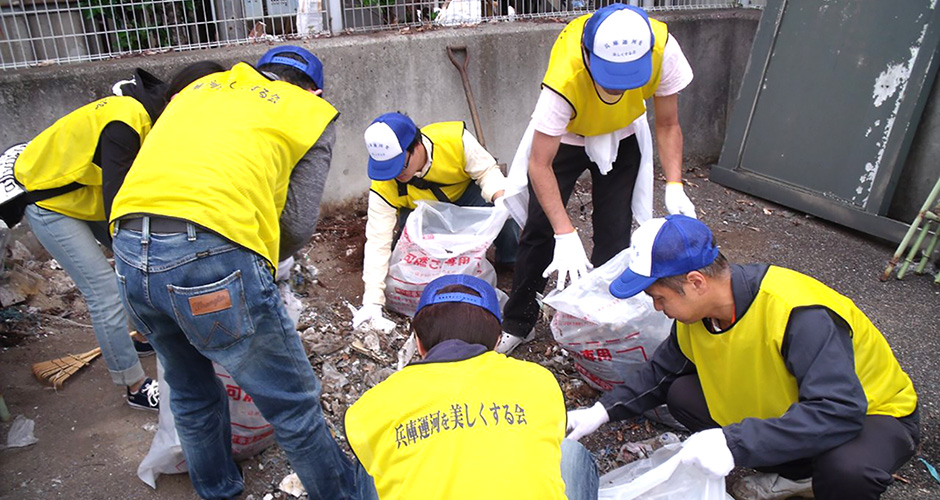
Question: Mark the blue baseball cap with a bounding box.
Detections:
[609,215,719,298]
[416,275,502,323]
[257,46,325,90]
[364,112,418,181]
[582,4,655,91]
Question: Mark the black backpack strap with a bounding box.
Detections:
[406,177,452,203]
[23,182,84,204]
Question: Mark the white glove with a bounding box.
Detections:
[276,257,294,283]
[352,303,383,329]
[665,182,697,218]
[678,428,734,478]
[543,230,593,291]
[565,402,609,441]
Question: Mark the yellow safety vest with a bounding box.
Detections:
[542,15,667,137]
[676,266,917,426]
[345,351,568,500]
[370,121,471,210]
[111,63,338,268]
[14,97,152,221]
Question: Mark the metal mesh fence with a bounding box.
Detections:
[0,0,762,70]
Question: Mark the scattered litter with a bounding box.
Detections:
[278,283,303,329]
[397,333,417,370]
[320,362,348,389]
[351,339,386,363]
[5,414,38,448]
[919,457,940,485]
[142,422,159,433]
[263,493,274,500]
[618,432,681,462]
[301,327,345,357]
[278,472,306,497]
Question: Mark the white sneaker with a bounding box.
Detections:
[731,472,814,500]
[495,329,535,355]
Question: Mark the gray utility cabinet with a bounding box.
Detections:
[712,0,940,242]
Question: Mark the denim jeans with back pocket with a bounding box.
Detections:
[112,223,364,500]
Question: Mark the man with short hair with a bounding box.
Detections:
[566,215,919,500]
[500,3,697,354]
[352,112,518,328]
[346,274,598,500]
[109,46,365,499]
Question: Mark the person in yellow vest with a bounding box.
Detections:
[10,67,173,411]
[351,112,518,329]
[346,274,599,500]
[566,215,919,500]
[500,3,696,354]
[109,47,371,499]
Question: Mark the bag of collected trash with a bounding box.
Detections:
[543,248,683,428]
[137,360,275,488]
[598,443,731,500]
[296,0,324,36]
[385,201,507,317]
[434,0,482,26]
[543,247,672,391]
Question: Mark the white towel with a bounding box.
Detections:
[503,112,655,228]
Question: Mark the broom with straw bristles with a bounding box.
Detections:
[32,347,101,388]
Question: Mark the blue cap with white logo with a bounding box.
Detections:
[364,112,418,181]
[609,215,719,299]
[582,4,655,91]
[257,45,325,90]
[416,274,502,323]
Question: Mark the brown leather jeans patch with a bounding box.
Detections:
[189,289,232,316]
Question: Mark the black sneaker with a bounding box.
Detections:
[128,378,159,411]
[134,339,155,357]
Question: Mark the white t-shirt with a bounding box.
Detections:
[531,34,694,146]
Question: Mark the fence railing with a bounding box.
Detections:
[0,0,762,70]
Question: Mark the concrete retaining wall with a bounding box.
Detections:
[0,9,761,206]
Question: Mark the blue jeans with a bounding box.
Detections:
[395,183,520,265]
[561,438,599,500]
[112,222,362,500]
[24,204,144,386]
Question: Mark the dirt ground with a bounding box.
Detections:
[1,160,938,499]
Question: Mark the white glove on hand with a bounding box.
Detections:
[565,402,610,441]
[665,182,697,218]
[276,257,294,283]
[543,231,593,291]
[352,303,383,329]
[678,428,734,478]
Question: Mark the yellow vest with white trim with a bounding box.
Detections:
[14,97,152,221]
[111,63,338,268]
[345,351,567,500]
[542,14,667,137]
[370,121,471,210]
[676,266,917,427]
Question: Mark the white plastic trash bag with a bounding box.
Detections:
[385,201,507,317]
[434,0,482,26]
[138,359,276,488]
[599,443,731,500]
[296,0,324,35]
[543,247,672,391]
